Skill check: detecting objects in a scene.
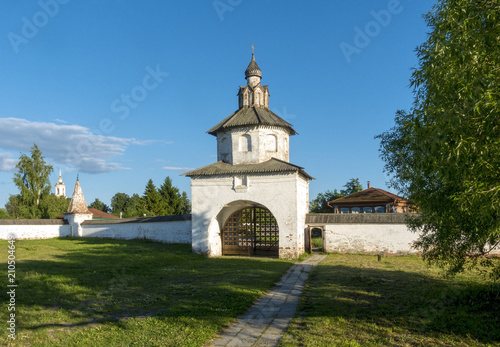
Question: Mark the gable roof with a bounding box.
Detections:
[328,187,407,205]
[182,158,314,180]
[207,106,297,136]
[238,84,269,95]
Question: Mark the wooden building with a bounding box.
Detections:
[327,186,413,214]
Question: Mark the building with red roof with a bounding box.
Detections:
[327,185,414,214]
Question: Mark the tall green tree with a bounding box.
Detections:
[180,191,191,214]
[43,195,70,219]
[89,198,110,213]
[6,195,25,219]
[377,0,500,278]
[0,208,10,219]
[159,176,187,215]
[123,193,148,218]
[310,190,343,213]
[111,193,130,215]
[12,144,53,218]
[340,178,363,196]
[143,179,163,216]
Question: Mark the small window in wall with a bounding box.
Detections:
[234,176,248,193]
[340,208,349,214]
[265,134,277,152]
[363,207,373,213]
[234,176,247,186]
[375,206,385,213]
[239,134,251,152]
[220,137,230,162]
[351,207,360,214]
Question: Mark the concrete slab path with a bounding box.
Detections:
[208,254,327,347]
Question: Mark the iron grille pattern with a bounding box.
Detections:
[222,207,279,256]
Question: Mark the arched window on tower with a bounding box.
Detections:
[265,134,277,152]
[244,91,250,106]
[254,89,262,106]
[239,134,251,152]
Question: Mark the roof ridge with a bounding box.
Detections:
[269,157,305,171]
[370,187,403,200]
[253,106,262,123]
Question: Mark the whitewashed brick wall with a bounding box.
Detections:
[0,215,191,244]
[82,216,191,244]
[0,220,71,239]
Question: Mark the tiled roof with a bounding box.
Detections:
[207,106,297,136]
[88,208,119,219]
[183,158,314,180]
[329,188,407,205]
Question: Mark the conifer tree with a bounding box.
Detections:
[143,179,163,216]
[159,176,183,215]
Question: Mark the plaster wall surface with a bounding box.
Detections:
[320,223,417,255]
[0,220,71,239]
[65,213,93,237]
[217,126,290,164]
[81,219,192,243]
[191,172,309,259]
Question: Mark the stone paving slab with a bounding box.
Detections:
[208,254,327,347]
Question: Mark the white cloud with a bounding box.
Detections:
[163,166,194,171]
[0,153,17,171]
[0,118,165,174]
[130,139,173,146]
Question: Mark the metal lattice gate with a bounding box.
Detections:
[222,207,279,256]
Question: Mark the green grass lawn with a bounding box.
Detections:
[0,238,295,346]
[280,254,500,347]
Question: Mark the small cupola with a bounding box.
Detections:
[245,53,262,87]
[238,48,270,109]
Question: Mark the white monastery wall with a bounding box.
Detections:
[191,172,308,258]
[307,214,418,255]
[0,216,191,244]
[322,223,417,255]
[81,218,191,244]
[0,220,71,239]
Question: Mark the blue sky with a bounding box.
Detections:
[0,0,436,208]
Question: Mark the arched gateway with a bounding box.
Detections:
[222,206,279,256]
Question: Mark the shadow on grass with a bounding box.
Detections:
[0,237,293,339]
[292,257,500,346]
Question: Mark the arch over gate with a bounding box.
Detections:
[222,206,279,256]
